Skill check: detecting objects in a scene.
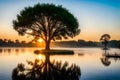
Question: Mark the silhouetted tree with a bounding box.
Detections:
[21,41,26,47]
[4,39,7,43]
[7,39,14,46]
[15,39,20,47]
[100,34,110,50]
[15,39,19,43]
[0,39,3,42]
[13,3,80,50]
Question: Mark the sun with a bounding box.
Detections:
[38,54,43,60]
[38,38,43,43]
[37,54,45,61]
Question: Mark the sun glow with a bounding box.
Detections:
[38,54,44,60]
[38,38,43,43]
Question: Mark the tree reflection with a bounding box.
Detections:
[100,48,111,66]
[0,48,3,53]
[0,48,27,55]
[100,57,111,66]
[12,52,81,80]
[101,52,120,66]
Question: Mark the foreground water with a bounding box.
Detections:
[0,47,120,80]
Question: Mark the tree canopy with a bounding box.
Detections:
[13,3,80,50]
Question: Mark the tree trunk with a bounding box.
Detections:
[105,42,107,50]
[45,41,50,50]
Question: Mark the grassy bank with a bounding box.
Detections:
[34,49,74,55]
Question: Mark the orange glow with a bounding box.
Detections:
[37,54,44,60]
[38,38,43,43]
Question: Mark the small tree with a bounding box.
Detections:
[13,3,80,50]
[100,34,111,50]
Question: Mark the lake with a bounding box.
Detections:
[0,47,120,80]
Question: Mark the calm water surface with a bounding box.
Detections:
[0,47,120,80]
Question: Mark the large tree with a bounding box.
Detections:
[13,3,80,50]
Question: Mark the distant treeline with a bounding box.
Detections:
[0,39,36,47]
[0,39,120,48]
[53,40,120,48]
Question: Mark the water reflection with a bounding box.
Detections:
[101,50,120,66]
[0,48,26,54]
[12,51,81,80]
[78,53,84,56]
[0,48,3,53]
[101,56,111,66]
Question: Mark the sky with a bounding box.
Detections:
[0,0,120,42]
